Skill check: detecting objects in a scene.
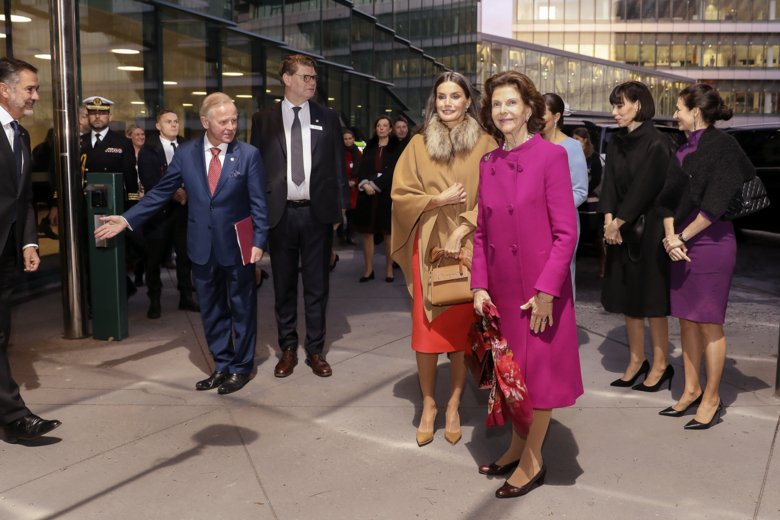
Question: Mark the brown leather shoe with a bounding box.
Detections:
[274,350,298,378]
[305,354,332,377]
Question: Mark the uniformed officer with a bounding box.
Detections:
[80,96,143,296]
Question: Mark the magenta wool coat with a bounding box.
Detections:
[471,135,584,409]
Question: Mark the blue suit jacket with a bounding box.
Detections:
[124,137,269,267]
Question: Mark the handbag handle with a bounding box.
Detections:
[429,246,472,270]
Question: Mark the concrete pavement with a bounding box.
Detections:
[1,236,779,520]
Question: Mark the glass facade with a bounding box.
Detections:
[513,0,780,117]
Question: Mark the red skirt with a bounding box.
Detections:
[411,231,474,353]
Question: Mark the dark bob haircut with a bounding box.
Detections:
[480,71,545,142]
[678,83,733,125]
[608,81,655,122]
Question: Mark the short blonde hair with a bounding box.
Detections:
[200,92,233,119]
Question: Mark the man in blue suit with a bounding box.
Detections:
[95,92,269,395]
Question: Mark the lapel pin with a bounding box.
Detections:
[230,157,235,162]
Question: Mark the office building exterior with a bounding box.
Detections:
[507,0,780,122]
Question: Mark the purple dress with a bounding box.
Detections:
[670,130,736,324]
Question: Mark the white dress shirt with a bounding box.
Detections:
[281,97,312,200]
[203,136,228,173]
[92,128,109,147]
[160,136,177,165]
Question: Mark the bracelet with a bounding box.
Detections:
[678,231,687,243]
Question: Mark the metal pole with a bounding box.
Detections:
[50,0,89,339]
[775,322,780,398]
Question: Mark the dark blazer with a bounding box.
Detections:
[137,136,185,193]
[0,122,36,253]
[658,126,755,224]
[250,101,347,228]
[80,130,139,205]
[124,138,269,267]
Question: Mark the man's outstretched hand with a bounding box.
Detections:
[94,216,129,240]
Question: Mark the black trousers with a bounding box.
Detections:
[143,204,192,300]
[268,205,332,356]
[0,230,28,425]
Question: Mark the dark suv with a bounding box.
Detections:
[724,124,779,234]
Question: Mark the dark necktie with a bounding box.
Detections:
[10,120,22,180]
[291,106,304,186]
[94,133,102,147]
[171,142,177,153]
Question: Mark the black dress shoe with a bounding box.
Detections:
[178,296,200,312]
[359,271,374,283]
[385,276,394,283]
[4,414,62,443]
[684,400,724,430]
[218,373,251,395]
[147,299,162,319]
[495,465,546,499]
[38,218,58,240]
[632,364,674,392]
[255,269,270,288]
[329,254,340,272]
[610,360,649,387]
[659,393,703,417]
[479,459,520,476]
[195,371,227,391]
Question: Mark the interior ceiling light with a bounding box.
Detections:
[163,81,177,85]
[111,48,140,55]
[235,94,252,98]
[0,14,32,23]
[34,54,51,60]
[192,91,207,95]
[182,103,193,107]
[222,72,244,77]
[130,101,145,105]
[117,66,144,71]
[0,34,6,39]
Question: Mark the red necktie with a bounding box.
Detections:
[207,147,221,195]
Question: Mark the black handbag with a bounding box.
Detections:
[724,176,770,220]
[620,214,645,244]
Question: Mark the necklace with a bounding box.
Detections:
[503,133,534,151]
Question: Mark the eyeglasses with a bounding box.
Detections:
[294,74,318,83]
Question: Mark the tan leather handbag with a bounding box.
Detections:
[427,247,473,306]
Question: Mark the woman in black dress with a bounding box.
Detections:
[354,115,400,282]
[599,81,673,392]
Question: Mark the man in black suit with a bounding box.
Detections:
[80,96,143,296]
[250,54,347,378]
[137,108,199,319]
[0,57,61,443]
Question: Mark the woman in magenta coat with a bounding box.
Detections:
[472,71,583,499]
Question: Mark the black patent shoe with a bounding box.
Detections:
[195,371,227,391]
[659,393,703,417]
[495,465,546,499]
[479,459,520,476]
[684,400,724,430]
[610,360,650,387]
[632,364,674,392]
[3,414,62,443]
[218,373,251,395]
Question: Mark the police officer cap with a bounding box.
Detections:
[83,96,114,111]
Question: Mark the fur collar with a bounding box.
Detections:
[424,114,483,162]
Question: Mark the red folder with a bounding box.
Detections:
[234,216,254,266]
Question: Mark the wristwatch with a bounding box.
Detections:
[678,231,687,243]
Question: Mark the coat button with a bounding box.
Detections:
[490,167,495,175]
[511,244,518,254]
[507,205,514,214]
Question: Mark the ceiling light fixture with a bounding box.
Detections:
[111,48,140,55]
[117,66,144,71]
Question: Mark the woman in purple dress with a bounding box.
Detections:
[658,84,755,429]
[471,71,582,499]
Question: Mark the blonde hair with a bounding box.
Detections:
[200,92,234,119]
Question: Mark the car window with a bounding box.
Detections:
[726,129,780,169]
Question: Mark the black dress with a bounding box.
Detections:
[353,136,400,235]
[598,122,673,318]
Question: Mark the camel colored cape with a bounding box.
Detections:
[391,122,496,322]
